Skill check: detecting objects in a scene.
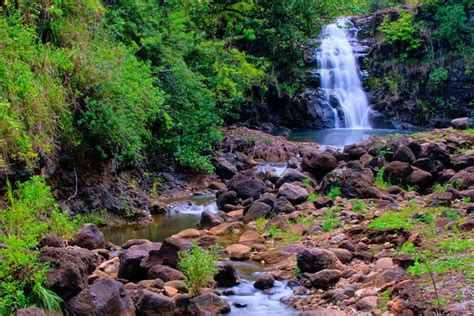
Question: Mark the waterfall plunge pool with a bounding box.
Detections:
[288,128,420,147]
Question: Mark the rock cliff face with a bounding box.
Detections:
[353,8,474,128]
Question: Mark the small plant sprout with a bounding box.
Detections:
[327,186,342,199]
[178,244,217,295]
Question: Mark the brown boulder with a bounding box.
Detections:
[117,242,161,282]
[69,224,105,250]
[302,149,337,177]
[39,247,100,300]
[297,248,343,273]
[66,279,135,316]
[214,262,240,287]
[148,264,186,282]
[187,293,230,315]
[135,290,176,316]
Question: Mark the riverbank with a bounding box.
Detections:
[19,127,473,315]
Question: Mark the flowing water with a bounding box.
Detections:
[220,261,294,316]
[318,17,371,128]
[102,194,295,314]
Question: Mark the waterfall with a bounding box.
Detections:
[318,17,371,129]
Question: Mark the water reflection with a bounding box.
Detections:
[288,128,418,146]
[102,196,216,245]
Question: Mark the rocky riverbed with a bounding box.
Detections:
[17,127,474,316]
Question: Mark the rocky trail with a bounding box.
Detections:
[17,126,474,316]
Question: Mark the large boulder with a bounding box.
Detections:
[452,154,474,171]
[198,211,224,229]
[212,156,238,180]
[243,201,272,223]
[413,158,436,174]
[228,173,266,199]
[148,264,185,282]
[214,262,240,287]
[407,167,434,189]
[309,269,342,290]
[39,247,100,300]
[254,274,275,290]
[66,279,135,316]
[275,169,310,188]
[117,242,161,282]
[302,149,337,177]
[217,191,239,210]
[393,145,415,163]
[321,164,380,198]
[343,144,367,160]
[226,244,251,260]
[135,290,176,316]
[297,248,343,273]
[384,161,412,184]
[144,237,192,269]
[187,293,231,315]
[273,197,296,214]
[427,142,451,168]
[14,308,50,316]
[277,183,309,205]
[451,166,474,189]
[450,117,470,130]
[69,224,106,250]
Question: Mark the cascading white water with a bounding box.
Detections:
[318,17,371,129]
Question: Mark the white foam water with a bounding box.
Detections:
[318,17,371,129]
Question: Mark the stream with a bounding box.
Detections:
[103,195,296,315]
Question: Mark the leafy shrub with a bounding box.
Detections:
[380,12,422,58]
[368,212,413,230]
[327,186,342,199]
[352,199,367,212]
[428,67,448,90]
[375,167,391,190]
[178,245,217,295]
[0,176,81,314]
[73,40,167,163]
[322,207,341,232]
[434,4,469,46]
[0,15,70,170]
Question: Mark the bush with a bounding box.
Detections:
[434,4,469,46]
[0,176,81,314]
[178,245,217,295]
[327,186,342,199]
[380,12,422,58]
[322,207,341,232]
[428,67,448,90]
[73,40,167,163]
[368,212,413,230]
[0,15,70,171]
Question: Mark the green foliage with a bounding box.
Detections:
[434,4,469,46]
[321,207,341,232]
[327,186,342,199]
[380,12,422,58]
[352,199,367,213]
[368,212,413,230]
[0,176,86,314]
[432,182,450,193]
[0,15,70,170]
[294,265,302,276]
[73,40,167,162]
[428,67,448,90]
[307,192,320,203]
[375,167,391,190]
[178,245,217,295]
